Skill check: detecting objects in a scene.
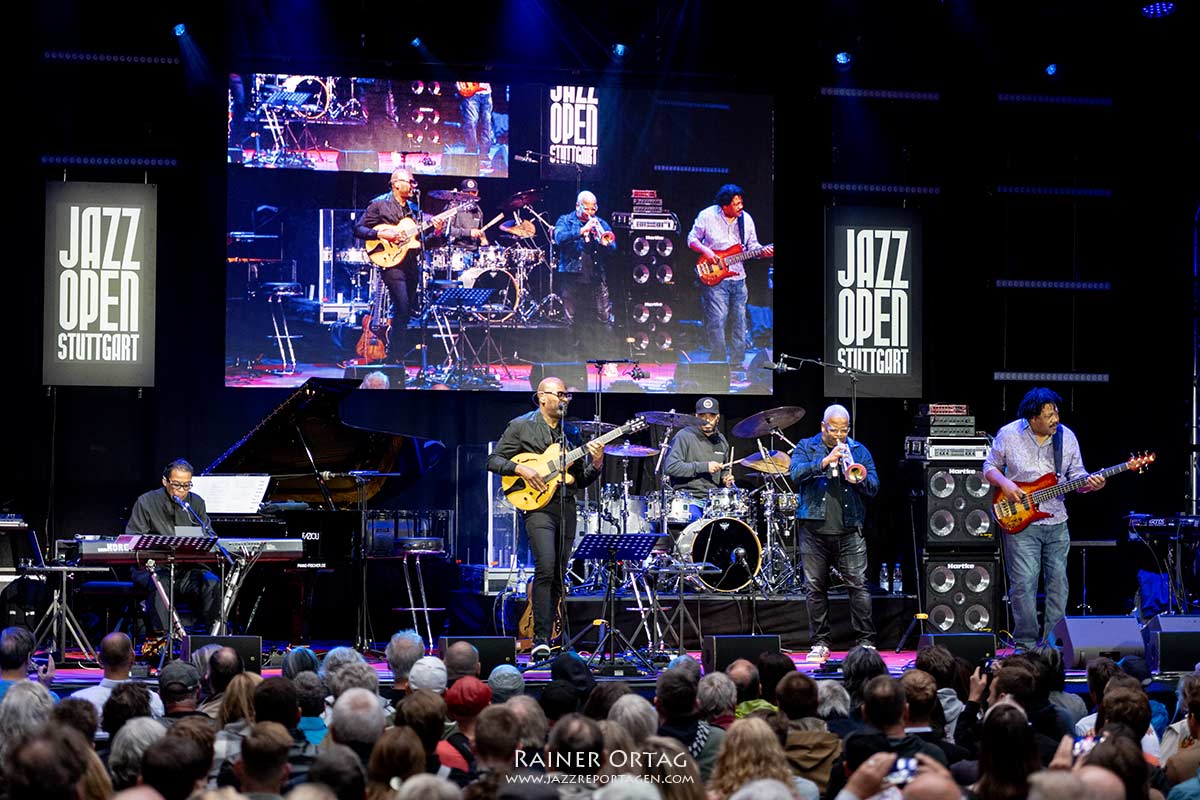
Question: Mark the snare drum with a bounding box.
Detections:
[475,245,508,271]
[450,249,476,272]
[765,491,798,518]
[705,487,751,519]
[677,516,762,592]
[647,491,705,525]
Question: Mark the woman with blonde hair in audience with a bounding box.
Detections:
[210,671,264,782]
[638,735,705,800]
[708,717,815,799]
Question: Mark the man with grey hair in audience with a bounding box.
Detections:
[329,686,386,768]
[383,629,425,703]
[698,671,738,730]
[817,679,860,738]
[607,693,658,746]
[444,640,481,689]
[506,693,550,768]
[0,680,56,760]
[319,646,365,680]
[108,716,167,790]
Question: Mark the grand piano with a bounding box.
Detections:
[203,377,445,638]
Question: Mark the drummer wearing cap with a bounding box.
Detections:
[448,178,487,252]
[664,397,736,502]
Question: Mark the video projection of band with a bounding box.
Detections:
[225,73,774,394]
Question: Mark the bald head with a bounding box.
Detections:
[823,404,850,425]
[445,641,480,681]
[577,191,597,206]
[1028,771,1087,800]
[903,773,961,800]
[99,632,135,675]
[1074,765,1124,800]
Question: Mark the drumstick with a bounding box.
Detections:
[480,213,505,232]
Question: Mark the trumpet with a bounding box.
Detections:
[834,442,868,484]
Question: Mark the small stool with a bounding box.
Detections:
[391,549,446,648]
[261,282,303,376]
[1070,539,1117,615]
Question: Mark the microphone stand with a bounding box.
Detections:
[770,354,870,438]
[522,150,585,197]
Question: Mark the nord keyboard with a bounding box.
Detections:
[78,537,305,564]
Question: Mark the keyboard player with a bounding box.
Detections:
[126,459,220,634]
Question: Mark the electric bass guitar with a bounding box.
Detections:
[695,242,775,286]
[992,451,1156,534]
[365,200,475,268]
[501,417,648,512]
[457,82,485,98]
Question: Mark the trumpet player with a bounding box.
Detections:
[788,404,880,661]
[554,190,616,346]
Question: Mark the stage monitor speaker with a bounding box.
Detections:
[701,634,781,674]
[673,361,730,392]
[528,362,588,393]
[437,635,517,677]
[924,463,995,547]
[1052,616,1144,670]
[343,364,407,389]
[925,557,999,635]
[918,632,996,664]
[1143,615,1200,672]
[183,635,263,673]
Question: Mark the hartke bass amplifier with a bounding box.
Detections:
[924,557,999,634]
[923,463,996,547]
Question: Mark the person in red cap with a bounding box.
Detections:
[437,676,492,774]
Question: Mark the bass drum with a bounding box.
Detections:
[677,517,761,593]
[281,75,332,120]
[460,267,519,323]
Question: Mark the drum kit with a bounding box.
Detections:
[416,187,563,327]
[567,404,810,597]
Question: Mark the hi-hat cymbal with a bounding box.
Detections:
[636,410,704,429]
[731,406,807,439]
[567,418,616,435]
[741,450,791,474]
[428,189,477,202]
[604,443,659,458]
[499,219,537,238]
[500,188,542,211]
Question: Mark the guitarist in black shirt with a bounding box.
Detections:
[486,377,604,660]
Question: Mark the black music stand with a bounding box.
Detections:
[570,533,660,675]
[129,534,217,658]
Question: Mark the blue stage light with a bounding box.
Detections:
[410,37,422,48]
[173,24,186,37]
[612,43,627,58]
[834,51,852,66]
[1141,2,1176,18]
[1045,63,1058,76]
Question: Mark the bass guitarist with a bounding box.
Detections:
[983,387,1105,651]
[687,183,773,377]
[353,168,444,345]
[486,377,604,660]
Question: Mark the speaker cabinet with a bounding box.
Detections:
[924,463,995,547]
[1143,615,1200,672]
[925,557,999,634]
[437,636,517,677]
[701,634,781,674]
[918,632,996,663]
[1052,616,1144,669]
[183,635,263,673]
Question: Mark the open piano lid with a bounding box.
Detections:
[202,378,445,508]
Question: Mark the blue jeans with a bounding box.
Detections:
[700,279,748,365]
[460,92,494,156]
[1003,521,1070,648]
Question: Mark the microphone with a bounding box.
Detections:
[732,546,746,564]
[514,153,537,163]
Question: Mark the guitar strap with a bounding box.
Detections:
[1053,426,1064,477]
[737,213,746,245]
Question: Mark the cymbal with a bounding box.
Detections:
[731,406,807,439]
[499,219,537,238]
[567,418,616,435]
[740,451,791,474]
[636,410,704,429]
[604,443,659,458]
[500,188,542,211]
[428,189,476,202]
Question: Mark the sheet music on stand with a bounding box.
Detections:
[190,474,272,515]
[119,534,218,554]
[430,287,494,310]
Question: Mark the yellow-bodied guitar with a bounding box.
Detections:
[365,200,475,268]
[502,417,647,511]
